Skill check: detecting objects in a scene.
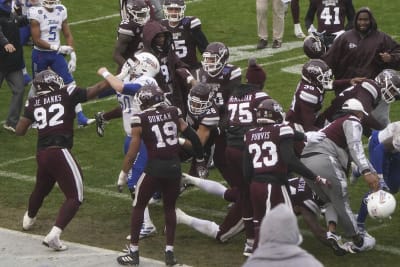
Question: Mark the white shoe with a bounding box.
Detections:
[42,234,68,251]
[22,211,36,231]
[294,23,306,38]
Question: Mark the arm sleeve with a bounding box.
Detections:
[191,27,209,54]
[280,138,317,180]
[0,25,9,47]
[343,119,374,173]
[181,125,204,160]
[242,149,254,184]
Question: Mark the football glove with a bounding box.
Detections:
[68,51,77,73]
[57,45,74,55]
[195,158,208,179]
[117,170,128,192]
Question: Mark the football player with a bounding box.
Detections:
[352,121,400,233]
[114,84,206,266]
[98,52,161,240]
[27,0,94,127]
[16,70,109,251]
[243,98,328,252]
[161,0,209,71]
[305,0,355,49]
[301,98,379,254]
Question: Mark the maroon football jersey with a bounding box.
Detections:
[161,16,205,69]
[286,80,325,131]
[131,105,183,160]
[322,113,361,149]
[310,0,354,33]
[244,124,294,176]
[288,177,320,216]
[23,85,87,149]
[117,19,144,59]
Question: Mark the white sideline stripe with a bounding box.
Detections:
[0,156,35,168]
[0,170,227,218]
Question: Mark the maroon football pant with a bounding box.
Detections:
[29,148,83,230]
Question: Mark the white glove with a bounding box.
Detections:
[117,170,128,192]
[68,51,77,73]
[305,131,326,143]
[57,45,74,55]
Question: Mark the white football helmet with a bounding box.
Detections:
[342,98,368,116]
[132,52,160,78]
[367,190,396,219]
[41,0,59,9]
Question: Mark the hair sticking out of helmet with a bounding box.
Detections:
[375,69,400,104]
[256,98,284,124]
[187,83,213,115]
[132,52,160,78]
[33,70,64,96]
[367,190,396,220]
[163,0,186,23]
[126,0,150,25]
[201,42,229,78]
[246,57,266,88]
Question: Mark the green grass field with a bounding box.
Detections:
[1,0,400,266]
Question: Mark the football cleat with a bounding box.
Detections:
[347,232,376,253]
[326,231,348,256]
[117,247,139,266]
[95,111,106,137]
[243,241,253,257]
[125,223,157,240]
[3,124,16,133]
[165,250,178,266]
[22,211,36,231]
[42,234,68,251]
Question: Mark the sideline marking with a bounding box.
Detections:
[0,156,35,168]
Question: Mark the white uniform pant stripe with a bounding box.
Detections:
[61,148,84,202]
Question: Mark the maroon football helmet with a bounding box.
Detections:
[256,98,284,124]
[301,59,333,90]
[201,42,229,77]
[303,34,326,59]
[375,69,400,103]
[135,84,165,110]
[126,0,150,25]
[187,82,213,115]
[33,70,64,96]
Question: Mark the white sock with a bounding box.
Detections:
[22,67,28,75]
[143,206,153,226]
[196,179,227,199]
[165,245,174,252]
[129,244,139,252]
[189,216,219,239]
[75,103,83,113]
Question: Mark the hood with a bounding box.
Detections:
[354,7,377,33]
[142,20,173,57]
[259,203,303,246]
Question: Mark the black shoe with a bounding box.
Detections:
[272,40,282,48]
[256,39,268,49]
[117,248,139,266]
[94,111,106,137]
[326,232,347,256]
[165,250,178,266]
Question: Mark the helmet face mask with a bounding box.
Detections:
[132,52,160,78]
[201,42,229,77]
[256,99,284,124]
[188,83,213,115]
[367,190,396,220]
[163,0,186,23]
[41,0,59,9]
[375,69,400,103]
[302,59,333,91]
[33,70,64,96]
[126,0,150,25]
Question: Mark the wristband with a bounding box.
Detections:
[50,44,59,51]
[102,71,111,79]
[363,171,372,176]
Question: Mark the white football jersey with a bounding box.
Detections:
[28,4,68,50]
[118,75,158,136]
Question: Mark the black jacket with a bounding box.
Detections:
[0,10,28,72]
